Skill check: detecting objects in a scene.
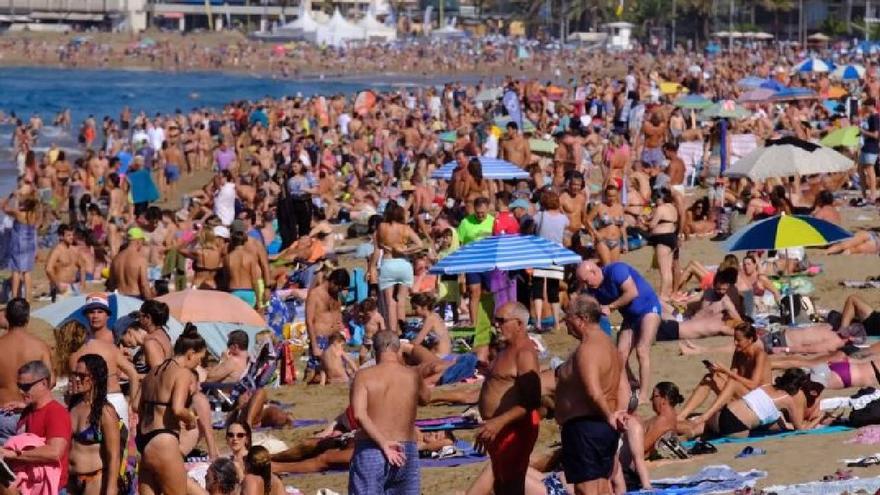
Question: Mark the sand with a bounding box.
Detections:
[13,167,880,492]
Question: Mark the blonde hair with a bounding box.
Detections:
[53,320,88,378]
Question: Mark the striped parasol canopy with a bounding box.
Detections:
[724,214,852,251]
[431,157,529,180]
[429,235,582,274]
[831,64,866,81]
[792,58,831,74]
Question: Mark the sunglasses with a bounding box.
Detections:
[17,377,45,392]
[226,432,247,439]
[494,316,517,326]
[70,372,91,382]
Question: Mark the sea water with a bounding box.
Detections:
[0,66,411,194]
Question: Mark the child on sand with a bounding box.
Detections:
[356,298,385,363]
[319,333,358,385]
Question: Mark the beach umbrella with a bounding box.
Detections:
[827,86,848,99]
[792,58,831,73]
[737,88,776,103]
[699,100,751,120]
[738,76,769,89]
[771,87,818,101]
[431,157,529,180]
[673,94,712,109]
[660,82,686,95]
[822,99,846,114]
[429,235,582,274]
[759,79,787,92]
[475,87,503,102]
[438,130,457,143]
[724,214,852,323]
[831,64,866,81]
[724,136,854,180]
[32,293,171,331]
[157,289,266,326]
[820,126,860,148]
[529,138,557,154]
[494,116,537,133]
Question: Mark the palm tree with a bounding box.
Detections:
[682,0,714,41]
[761,0,793,38]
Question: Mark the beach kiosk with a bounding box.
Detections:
[601,22,634,51]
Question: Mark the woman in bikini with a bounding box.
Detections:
[682,196,715,238]
[736,254,780,318]
[645,187,678,299]
[182,228,224,289]
[585,184,626,266]
[371,202,423,334]
[242,446,286,495]
[826,229,880,255]
[684,368,817,439]
[139,300,173,372]
[137,323,206,495]
[67,354,122,495]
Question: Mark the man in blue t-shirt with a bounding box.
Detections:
[859,97,880,203]
[577,260,661,404]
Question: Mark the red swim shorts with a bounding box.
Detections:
[487,409,541,485]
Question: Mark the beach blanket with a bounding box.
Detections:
[415,415,480,432]
[762,476,880,495]
[627,465,765,495]
[420,440,487,468]
[214,418,327,430]
[681,425,852,448]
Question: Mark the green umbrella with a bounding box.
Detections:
[820,126,860,148]
[700,100,751,120]
[438,130,456,143]
[529,138,557,154]
[494,116,537,133]
[673,94,713,109]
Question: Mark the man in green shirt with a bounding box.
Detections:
[457,197,495,361]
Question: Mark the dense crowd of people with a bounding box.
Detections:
[4,39,880,494]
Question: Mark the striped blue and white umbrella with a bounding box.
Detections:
[429,235,582,274]
[792,58,831,74]
[737,76,768,89]
[431,157,530,180]
[831,64,866,81]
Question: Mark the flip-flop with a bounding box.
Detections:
[735,446,766,458]
[687,440,717,456]
[847,455,880,468]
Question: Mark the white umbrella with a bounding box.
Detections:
[475,87,503,102]
[724,136,854,180]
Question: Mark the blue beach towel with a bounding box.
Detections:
[628,465,766,494]
[681,424,852,448]
[127,169,159,204]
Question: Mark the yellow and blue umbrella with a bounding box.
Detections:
[724,214,852,252]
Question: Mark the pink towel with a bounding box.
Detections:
[4,433,61,495]
[846,425,880,445]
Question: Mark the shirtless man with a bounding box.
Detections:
[559,172,588,238]
[205,330,250,383]
[231,216,270,307]
[556,294,627,495]
[319,334,358,385]
[304,268,350,384]
[500,122,531,168]
[410,294,451,357]
[45,224,83,297]
[108,227,154,299]
[641,112,667,168]
[476,302,541,495]
[449,149,471,203]
[0,298,53,444]
[225,231,261,309]
[70,294,140,430]
[348,331,428,494]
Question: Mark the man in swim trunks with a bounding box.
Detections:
[108,227,154,300]
[348,331,427,494]
[45,224,83,298]
[476,302,541,495]
[304,268,350,384]
[578,260,661,403]
[225,230,261,308]
[0,299,53,445]
[556,294,626,495]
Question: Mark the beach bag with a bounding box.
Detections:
[779,294,815,324]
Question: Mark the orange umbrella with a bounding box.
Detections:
[827,86,848,98]
[157,289,265,326]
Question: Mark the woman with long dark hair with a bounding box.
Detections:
[137,323,207,495]
[225,420,252,479]
[242,446,284,495]
[67,354,122,495]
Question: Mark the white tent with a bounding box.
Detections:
[275,7,322,37]
[431,24,465,38]
[357,11,396,41]
[314,8,366,47]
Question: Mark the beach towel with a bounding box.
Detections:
[474,293,494,348]
[7,221,36,272]
[419,440,487,468]
[127,169,160,205]
[4,433,61,495]
[437,353,478,386]
[762,476,880,495]
[729,134,758,164]
[415,415,480,432]
[841,280,880,289]
[681,425,852,448]
[627,464,765,495]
